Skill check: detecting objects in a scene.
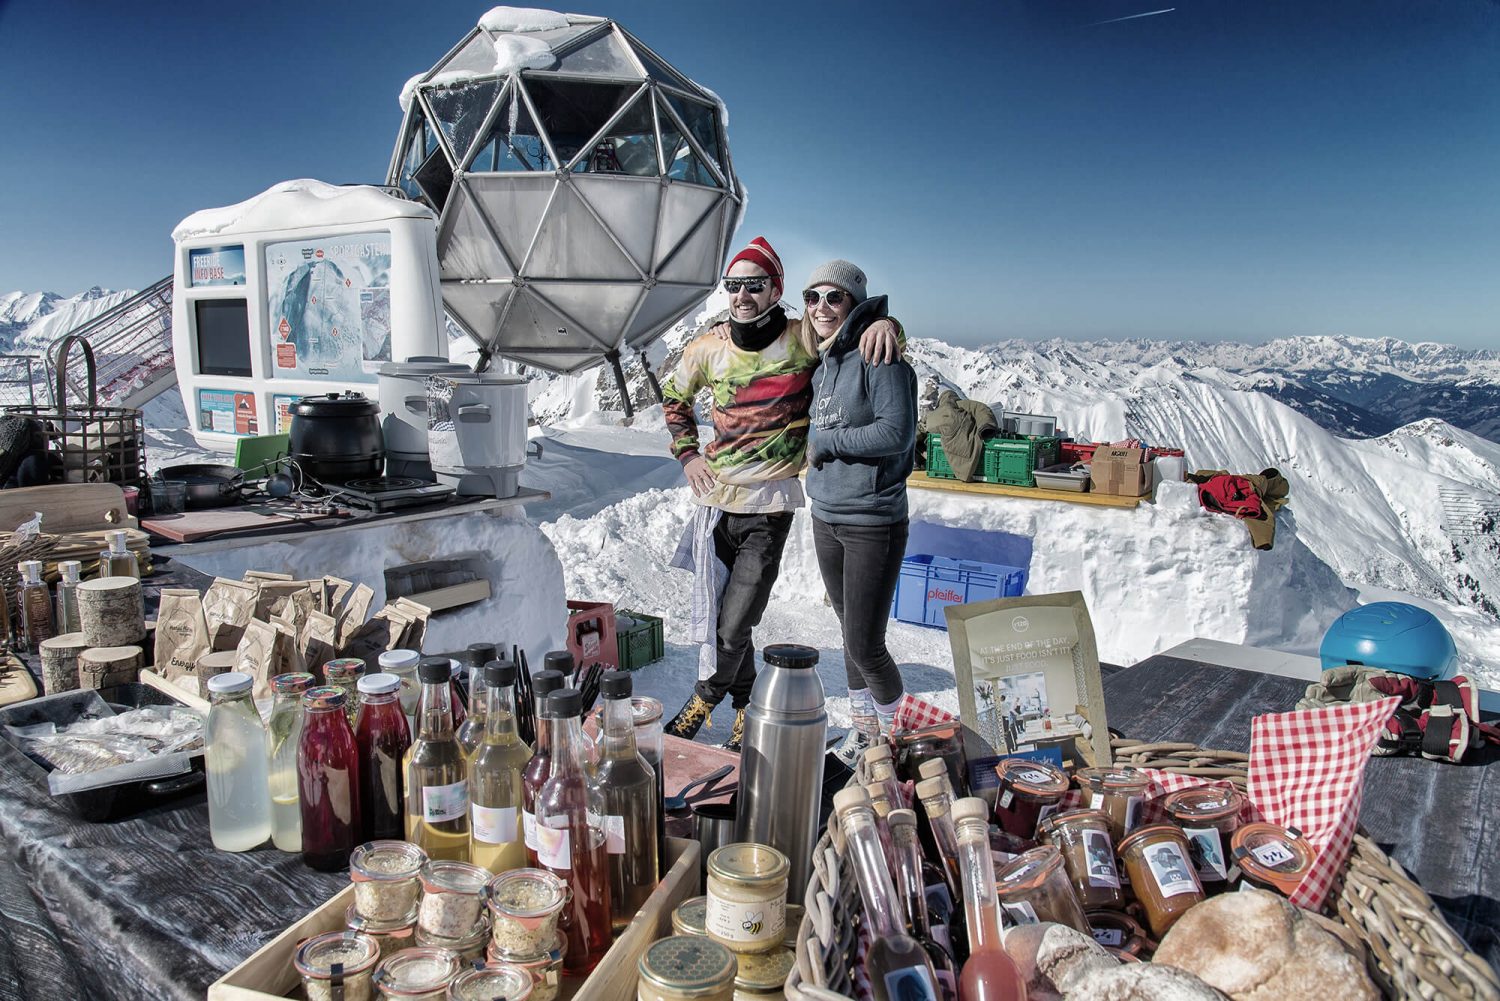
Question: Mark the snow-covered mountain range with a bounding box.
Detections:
[0,288,136,354]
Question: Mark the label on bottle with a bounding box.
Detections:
[1092,927,1124,947]
[537,819,571,870]
[1182,825,1229,880]
[604,814,626,854]
[933,968,957,1000]
[1145,841,1200,898]
[421,780,468,823]
[704,891,784,947]
[472,804,518,845]
[1083,827,1122,888]
[882,967,938,1001]
[522,808,537,850]
[1002,900,1040,925]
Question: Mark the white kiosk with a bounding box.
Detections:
[171,179,448,452]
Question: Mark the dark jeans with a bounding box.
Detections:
[812,516,909,706]
[695,511,795,709]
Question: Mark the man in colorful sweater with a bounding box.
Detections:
[661,236,899,748]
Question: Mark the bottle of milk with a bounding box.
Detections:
[205,672,273,852]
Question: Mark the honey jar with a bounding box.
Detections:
[993,845,1091,933]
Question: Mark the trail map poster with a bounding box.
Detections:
[264,232,392,382]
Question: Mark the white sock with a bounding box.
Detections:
[848,688,879,736]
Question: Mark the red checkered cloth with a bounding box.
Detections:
[1248,697,1399,910]
[891,693,956,734]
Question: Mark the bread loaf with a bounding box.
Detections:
[1003,922,1118,1000]
[1067,962,1229,1000]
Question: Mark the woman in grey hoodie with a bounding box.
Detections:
[802,260,918,766]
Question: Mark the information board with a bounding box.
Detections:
[264,232,392,382]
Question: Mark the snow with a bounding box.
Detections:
[398,73,425,113]
[492,35,558,74]
[171,179,434,241]
[478,6,570,32]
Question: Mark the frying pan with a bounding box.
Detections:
[158,463,244,509]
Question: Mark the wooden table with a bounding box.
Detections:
[906,471,1150,508]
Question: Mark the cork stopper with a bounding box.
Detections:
[951,797,990,825]
[19,560,42,585]
[917,758,948,781]
[832,786,872,817]
[915,776,948,804]
[106,529,129,555]
[887,808,917,829]
[862,743,893,765]
[864,782,889,805]
[60,560,81,585]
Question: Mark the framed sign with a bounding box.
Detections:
[944,590,1112,767]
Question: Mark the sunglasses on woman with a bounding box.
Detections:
[723,277,773,294]
[802,289,849,307]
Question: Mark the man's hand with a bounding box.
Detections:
[683,455,717,497]
[710,322,731,342]
[859,318,901,364]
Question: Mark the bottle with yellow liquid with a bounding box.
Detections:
[405,656,470,861]
[468,658,531,873]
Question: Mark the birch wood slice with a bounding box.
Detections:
[194,650,238,700]
[39,632,88,695]
[78,645,144,690]
[77,577,145,648]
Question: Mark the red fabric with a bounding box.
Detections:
[891,693,957,734]
[727,236,784,292]
[1197,474,1266,520]
[1248,698,1398,909]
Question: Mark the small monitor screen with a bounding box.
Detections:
[194,299,252,377]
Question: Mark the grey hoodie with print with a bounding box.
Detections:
[805,295,918,526]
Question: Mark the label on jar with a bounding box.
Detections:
[537,819,571,870]
[522,808,537,850]
[421,780,468,823]
[1015,768,1052,785]
[1090,792,1105,810]
[999,788,1015,810]
[1092,927,1125,947]
[1001,900,1040,925]
[1250,839,1297,870]
[1083,828,1122,888]
[1182,826,1229,880]
[604,814,626,854]
[883,968,938,1001]
[704,890,785,947]
[472,804,518,844]
[1144,841,1199,898]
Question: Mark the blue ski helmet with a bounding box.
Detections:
[1319,602,1457,680]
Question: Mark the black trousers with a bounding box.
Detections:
[812,516,909,706]
[694,511,795,709]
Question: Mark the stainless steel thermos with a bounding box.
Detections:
[735,643,827,904]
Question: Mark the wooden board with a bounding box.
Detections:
[0,653,38,708]
[140,668,211,713]
[141,506,331,544]
[906,471,1149,508]
[207,837,701,1001]
[0,483,136,533]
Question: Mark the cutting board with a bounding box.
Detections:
[0,653,38,707]
[142,505,331,543]
[0,483,135,534]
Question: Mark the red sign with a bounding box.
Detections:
[234,394,258,436]
[277,317,290,337]
[276,342,297,368]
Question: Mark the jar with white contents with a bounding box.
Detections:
[704,843,789,955]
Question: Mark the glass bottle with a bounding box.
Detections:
[297,686,361,871]
[405,656,470,861]
[890,808,959,1001]
[916,775,968,966]
[469,659,531,873]
[865,744,907,810]
[867,782,899,871]
[355,672,411,841]
[204,672,272,853]
[55,560,82,634]
[322,658,365,723]
[521,668,568,868]
[456,645,494,758]
[378,648,421,731]
[951,797,1027,1001]
[17,560,54,652]
[537,687,612,975]
[832,786,941,1001]
[99,529,139,579]
[268,672,315,853]
[631,695,667,863]
[591,672,659,932]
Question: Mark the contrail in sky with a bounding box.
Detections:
[1088,7,1176,25]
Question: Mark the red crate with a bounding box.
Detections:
[1060,441,1098,464]
[1148,446,1185,458]
[566,599,618,669]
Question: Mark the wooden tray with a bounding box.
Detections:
[208,836,702,1001]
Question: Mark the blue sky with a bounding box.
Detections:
[2,0,1497,348]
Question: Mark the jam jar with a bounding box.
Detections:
[894,721,967,790]
[351,840,428,925]
[446,964,533,1001]
[993,759,1070,839]
[1076,767,1151,843]
[637,935,739,1001]
[346,904,418,960]
[1036,809,1126,910]
[1085,909,1150,960]
[1162,786,1245,890]
[485,868,570,957]
[993,845,1091,933]
[487,934,566,1001]
[373,947,462,1001]
[1231,822,1314,897]
[705,843,789,955]
[296,930,381,1001]
[1116,824,1205,937]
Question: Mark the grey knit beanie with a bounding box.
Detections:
[803,259,868,305]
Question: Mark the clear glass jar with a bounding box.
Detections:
[416,914,490,964]
[373,946,462,1000]
[1116,824,1205,937]
[379,649,422,724]
[994,846,1091,933]
[993,759,1070,840]
[487,935,565,1001]
[1163,786,1245,890]
[324,658,367,724]
[705,843,790,954]
[733,945,794,1001]
[672,895,708,937]
[1036,809,1126,910]
[447,964,534,1001]
[418,860,490,939]
[346,904,417,960]
[352,840,428,925]
[1085,909,1149,959]
[295,930,381,1001]
[1230,822,1314,897]
[485,868,569,957]
[1075,767,1151,844]
[637,935,738,1001]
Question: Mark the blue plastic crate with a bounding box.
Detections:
[890,554,1028,628]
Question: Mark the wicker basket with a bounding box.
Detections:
[787,737,1500,1001]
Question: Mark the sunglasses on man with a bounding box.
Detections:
[802,288,849,307]
[722,276,776,294]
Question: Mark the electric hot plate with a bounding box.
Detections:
[332,476,455,512]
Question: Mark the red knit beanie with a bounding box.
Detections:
[727,236,783,293]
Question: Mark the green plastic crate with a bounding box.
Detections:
[925,433,957,479]
[983,435,1062,487]
[614,609,665,672]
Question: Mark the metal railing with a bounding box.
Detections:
[0,354,41,408]
[46,276,176,407]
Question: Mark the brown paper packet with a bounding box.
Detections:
[234,619,279,700]
[254,581,308,622]
[391,597,432,650]
[269,612,306,676]
[243,570,293,582]
[323,576,354,614]
[203,578,259,652]
[300,611,338,680]
[337,583,376,646]
[155,589,212,689]
[287,580,325,617]
[341,605,413,668]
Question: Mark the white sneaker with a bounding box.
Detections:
[831,728,875,769]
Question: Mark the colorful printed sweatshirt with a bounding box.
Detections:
[662,313,819,514]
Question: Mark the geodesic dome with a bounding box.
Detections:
[388,10,744,374]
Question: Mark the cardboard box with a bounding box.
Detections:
[208,837,701,1001]
[1089,447,1153,497]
